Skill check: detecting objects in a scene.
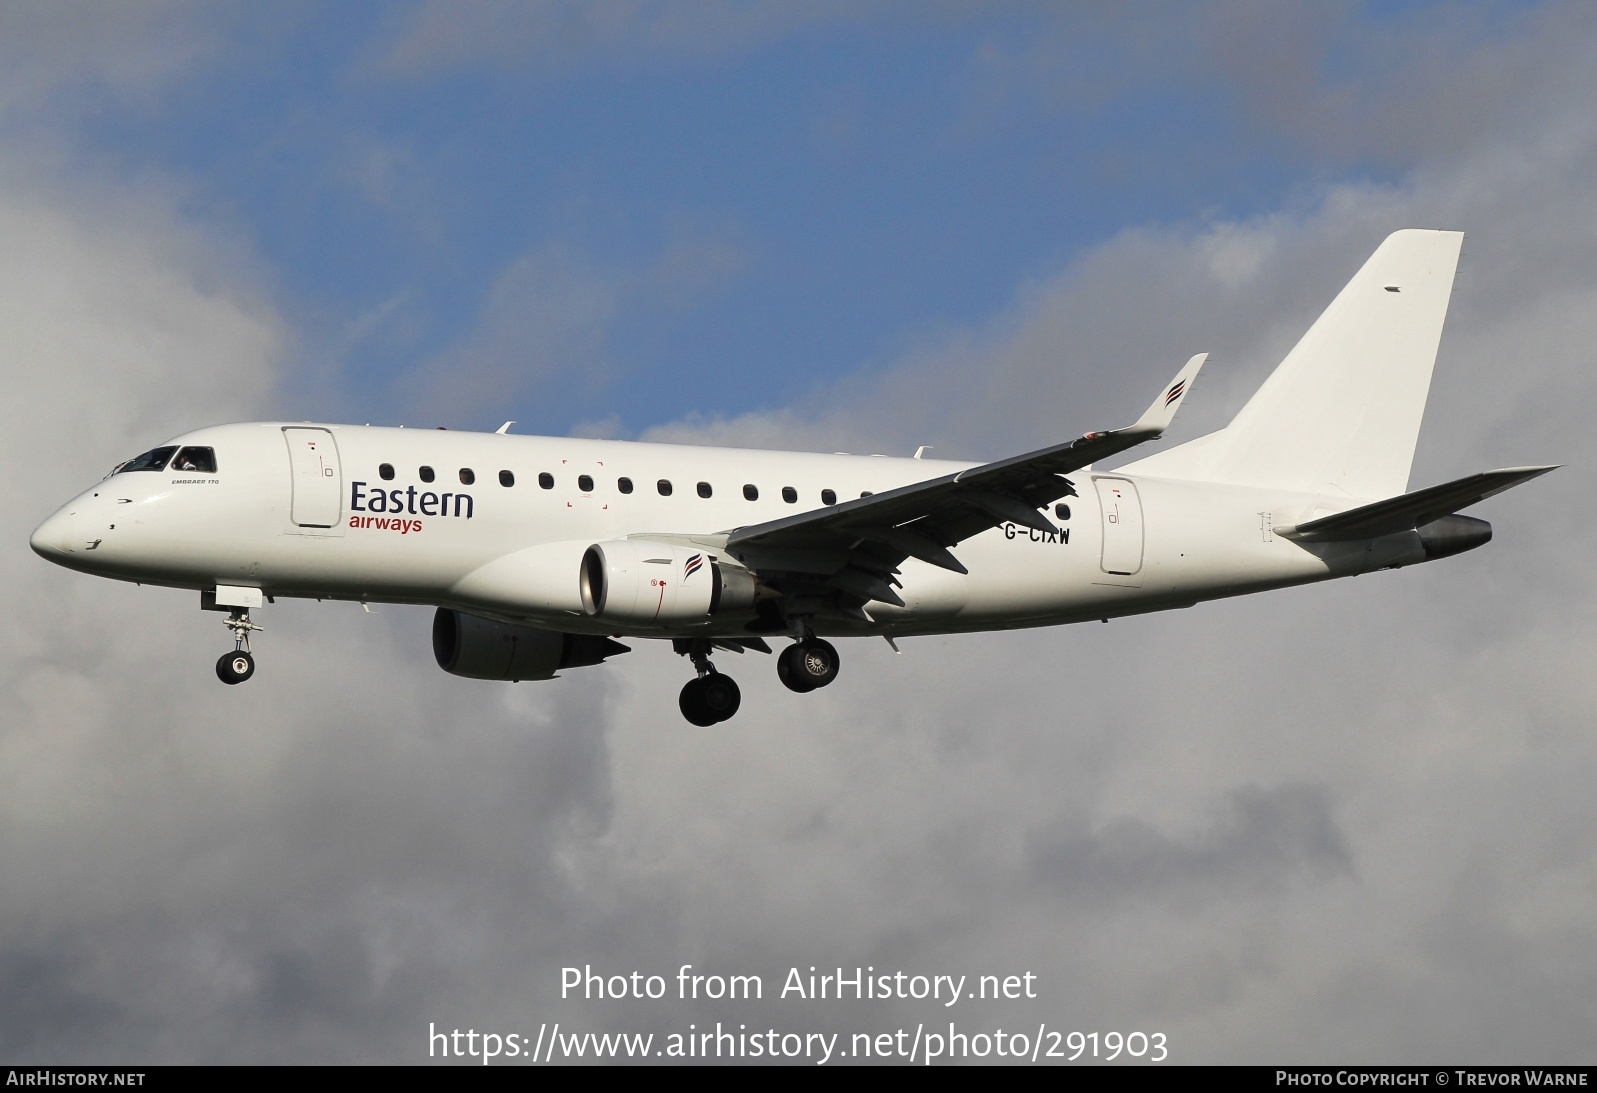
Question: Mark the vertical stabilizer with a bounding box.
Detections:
[1121,229,1464,500]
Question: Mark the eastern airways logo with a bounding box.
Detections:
[347,481,474,534]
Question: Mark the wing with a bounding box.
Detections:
[722,354,1206,620]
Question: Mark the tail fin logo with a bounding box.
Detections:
[1164,379,1187,407]
[683,553,704,580]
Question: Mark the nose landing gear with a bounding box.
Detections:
[675,639,741,725]
[215,609,262,685]
[216,650,255,684]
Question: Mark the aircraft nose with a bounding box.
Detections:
[30,508,74,561]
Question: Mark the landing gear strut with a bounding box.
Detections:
[777,635,840,693]
[675,639,741,725]
[215,609,262,685]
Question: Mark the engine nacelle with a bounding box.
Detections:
[450,539,591,617]
[580,540,758,627]
[1418,514,1492,560]
[432,608,629,681]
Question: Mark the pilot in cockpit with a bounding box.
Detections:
[170,447,216,473]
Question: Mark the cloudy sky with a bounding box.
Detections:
[4,0,1594,1065]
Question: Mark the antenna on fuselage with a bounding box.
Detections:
[497,421,516,434]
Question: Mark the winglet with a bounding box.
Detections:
[1130,353,1207,436]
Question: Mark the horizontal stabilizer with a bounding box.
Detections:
[1276,466,1558,542]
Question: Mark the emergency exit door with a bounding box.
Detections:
[284,427,343,528]
[1094,476,1144,580]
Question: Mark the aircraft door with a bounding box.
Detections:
[1094,476,1144,583]
[283,427,343,528]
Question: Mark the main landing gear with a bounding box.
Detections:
[672,632,843,724]
[215,609,262,685]
[777,637,840,694]
[676,639,742,726]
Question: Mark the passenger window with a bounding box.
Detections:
[781,486,797,503]
[743,484,758,501]
[118,446,177,473]
[459,468,475,485]
[499,470,514,487]
[578,474,594,492]
[419,466,436,483]
[1055,503,1071,520]
[538,473,554,489]
[618,477,634,494]
[171,447,217,473]
[697,481,712,498]
[657,479,673,496]
[379,463,395,481]
[821,489,837,506]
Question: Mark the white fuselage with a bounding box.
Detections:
[30,422,1413,641]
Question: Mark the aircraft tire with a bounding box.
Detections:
[795,639,840,689]
[701,674,741,722]
[216,650,255,685]
[777,645,817,693]
[679,678,720,726]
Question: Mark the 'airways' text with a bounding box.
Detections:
[350,516,422,534]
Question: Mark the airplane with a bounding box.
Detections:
[30,229,1555,725]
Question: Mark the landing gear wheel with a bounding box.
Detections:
[701,674,741,721]
[680,675,742,725]
[216,608,263,686]
[799,639,839,688]
[679,678,718,726]
[777,646,816,693]
[779,639,839,692]
[216,650,255,685]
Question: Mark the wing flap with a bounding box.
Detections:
[852,527,968,574]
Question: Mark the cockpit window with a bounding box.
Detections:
[171,447,217,473]
[117,446,177,473]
